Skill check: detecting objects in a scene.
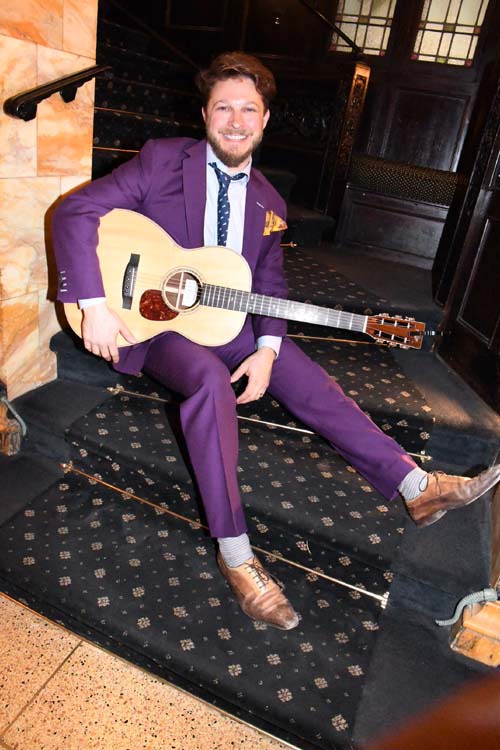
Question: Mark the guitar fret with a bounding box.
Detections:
[202,284,368,332]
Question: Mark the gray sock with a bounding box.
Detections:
[218,533,253,568]
[398,467,429,501]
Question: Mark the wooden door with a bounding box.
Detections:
[438,93,500,414]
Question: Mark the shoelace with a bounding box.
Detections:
[244,560,283,592]
[419,471,471,499]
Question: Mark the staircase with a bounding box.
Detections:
[2,237,499,748]
[92,14,201,179]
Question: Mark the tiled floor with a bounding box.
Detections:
[0,594,293,750]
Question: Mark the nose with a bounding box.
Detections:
[229,109,243,129]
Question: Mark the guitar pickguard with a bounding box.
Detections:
[139,290,179,321]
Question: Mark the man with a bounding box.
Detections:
[52,51,500,631]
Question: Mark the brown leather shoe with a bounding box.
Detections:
[405,464,500,527]
[217,553,299,630]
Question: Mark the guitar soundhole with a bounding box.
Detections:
[161,270,201,312]
[139,290,178,321]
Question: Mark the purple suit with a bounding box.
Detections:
[52,137,416,537]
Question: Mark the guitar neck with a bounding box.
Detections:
[201,284,368,333]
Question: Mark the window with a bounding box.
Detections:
[330,0,397,56]
[412,0,489,66]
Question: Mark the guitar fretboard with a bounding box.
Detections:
[201,284,367,333]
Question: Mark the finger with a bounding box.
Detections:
[119,322,138,345]
[230,364,247,383]
[236,392,253,405]
[109,344,120,364]
[236,388,262,405]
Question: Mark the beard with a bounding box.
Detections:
[207,130,264,169]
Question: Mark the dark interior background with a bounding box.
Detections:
[95,0,500,413]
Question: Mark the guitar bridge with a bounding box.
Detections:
[122,253,140,309]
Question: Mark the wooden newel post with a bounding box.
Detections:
[450,484,500,665]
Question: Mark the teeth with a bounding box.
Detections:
[224,134,246,140]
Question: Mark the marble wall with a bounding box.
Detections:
[0,0,98,399]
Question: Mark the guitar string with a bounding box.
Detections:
[132,272,369,330]
[127,275,418,339]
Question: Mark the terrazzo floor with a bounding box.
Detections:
[0,594,293,750]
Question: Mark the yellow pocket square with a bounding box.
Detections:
[263,210,288,236]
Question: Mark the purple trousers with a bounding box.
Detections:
[143,318,416,537]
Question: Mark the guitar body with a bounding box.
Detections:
[63,209,427,351]
[63,209,251,347]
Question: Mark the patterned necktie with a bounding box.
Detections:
[209,162,246,246]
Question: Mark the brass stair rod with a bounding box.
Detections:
[107,385,432,462]
[62,461,388,607]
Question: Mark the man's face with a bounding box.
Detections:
[202,76,270,171]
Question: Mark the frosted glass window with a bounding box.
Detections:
[412,0,489,66]
[330,0,397,56]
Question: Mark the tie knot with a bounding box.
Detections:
[210,162,246,192]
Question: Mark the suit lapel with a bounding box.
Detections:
[242,171,267,268]
[182,139,207,248]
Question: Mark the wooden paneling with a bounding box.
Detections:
[335,186,448,268]
[460,216,500,340]
[357,68,479,171]
[242,0,316,61]
[380,89,470,170]
[438,102,500,413]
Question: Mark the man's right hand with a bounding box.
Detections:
[82,302,137,363]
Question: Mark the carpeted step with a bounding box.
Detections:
[12,378,114,460]
[0,452,63,526]
[63,346,430,575]
[92,107,187,155]
[393,349,500,472]
[98,17,151,56]
[96,41,191,88]
[259,166,297,202]
[95,75,201,122]
[285,205,336,247]
[0,466,384,750]
[50,330,130,389]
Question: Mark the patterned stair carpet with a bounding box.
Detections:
[1,250,493,749]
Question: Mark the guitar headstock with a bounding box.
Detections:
[366,315,426,350]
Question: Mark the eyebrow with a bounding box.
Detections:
[212,99,259,107]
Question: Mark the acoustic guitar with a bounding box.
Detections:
[63,208,426,350]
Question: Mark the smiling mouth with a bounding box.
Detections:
[220,132,250,141]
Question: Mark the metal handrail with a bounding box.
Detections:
[3,64,112,121]
[298,0,361,56]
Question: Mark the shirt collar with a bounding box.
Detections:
[206,143,251,180]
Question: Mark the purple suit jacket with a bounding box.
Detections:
[52,138,288,374]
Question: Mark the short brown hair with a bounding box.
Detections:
[195,51,277,110]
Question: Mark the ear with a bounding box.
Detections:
[263,109,270,129]
[202,107,207,123]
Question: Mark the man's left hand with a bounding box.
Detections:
[230,347,276,404]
